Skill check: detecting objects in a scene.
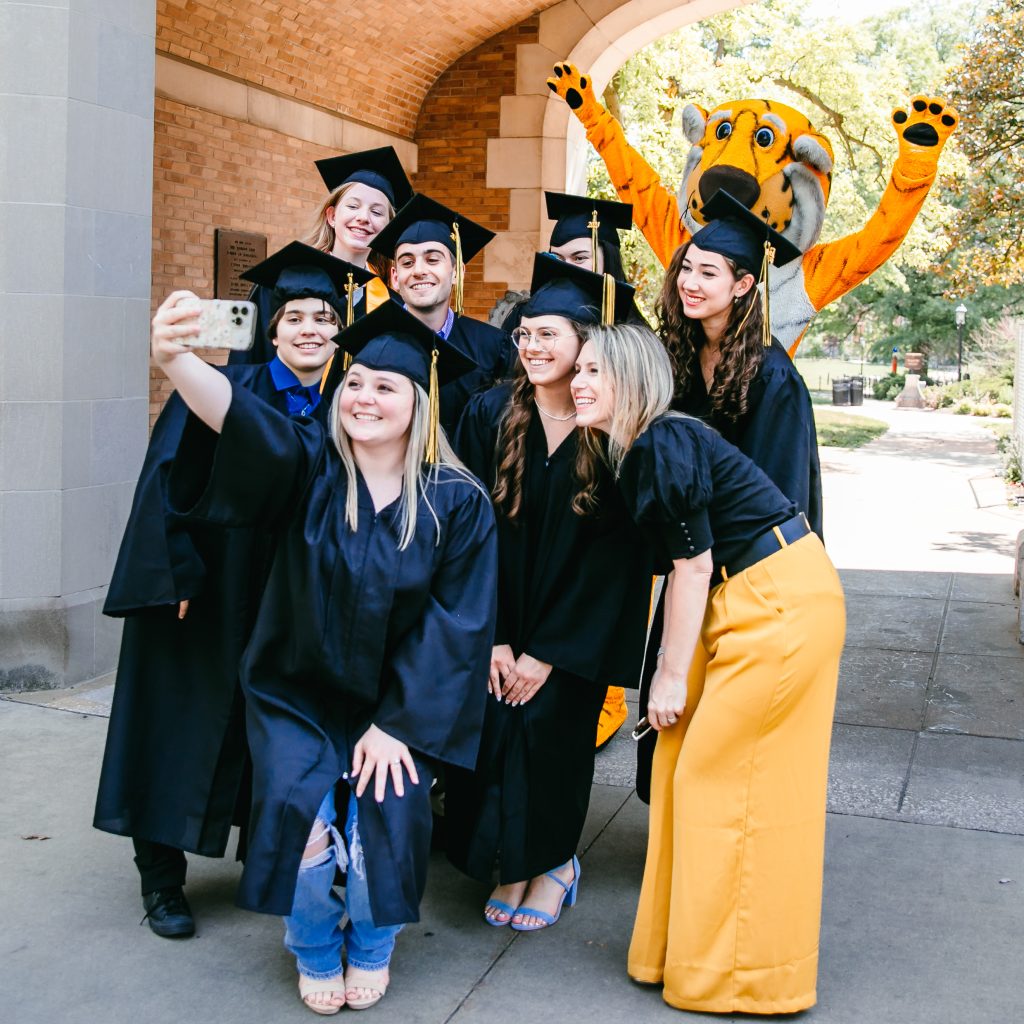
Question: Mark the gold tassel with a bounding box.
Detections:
[450,221,464,316]
[318,354,333,395]
[341,272,357,371]
[345,272,355,327]
[588,208,600,273]
[426,346,440,464]
[601,272,616,325]
[761,241,775,347]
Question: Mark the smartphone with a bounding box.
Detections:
[174,298,257,351]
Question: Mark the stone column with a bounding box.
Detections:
[0,0,156,690]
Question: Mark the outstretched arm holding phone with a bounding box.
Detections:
[151,291,233,433]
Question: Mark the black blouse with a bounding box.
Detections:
[617,414,796,571]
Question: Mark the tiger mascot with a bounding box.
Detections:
[547,62,958,354]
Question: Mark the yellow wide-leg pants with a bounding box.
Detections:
[627,533,846,1014]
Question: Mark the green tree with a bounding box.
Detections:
[944,0,1024,289]
[809,268,1022,364]
[587,0,996,336]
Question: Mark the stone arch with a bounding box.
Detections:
[483,0,752,290]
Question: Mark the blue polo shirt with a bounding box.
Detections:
[268,356,322,417]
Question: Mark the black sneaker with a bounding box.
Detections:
[141,886,195,938]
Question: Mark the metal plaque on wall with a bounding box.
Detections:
[215,229,267,299]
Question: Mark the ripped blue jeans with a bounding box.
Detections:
[283,786,402,979]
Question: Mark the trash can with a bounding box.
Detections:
[849,376,864,406]
[832,378,851,406]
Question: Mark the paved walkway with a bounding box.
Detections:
[3,406,1022,1023]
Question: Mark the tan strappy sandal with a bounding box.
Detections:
[298,972,346,1015]
[344,966,389,1010]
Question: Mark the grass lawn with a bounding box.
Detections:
[793,358,890,392]
[814,408,889,449]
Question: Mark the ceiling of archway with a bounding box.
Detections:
[157,0,564,138]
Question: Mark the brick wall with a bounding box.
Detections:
[149,11,544,420]
[150,96,338,422]
[413,17,540,322]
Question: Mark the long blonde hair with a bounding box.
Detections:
[581,323,675,474]
[328,375,481,549]
[304,181,393,280]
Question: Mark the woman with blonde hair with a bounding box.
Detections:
[232,146,412,365]
[445,256,654,931]
[572,321,845,1014]
[157,299,497,1014]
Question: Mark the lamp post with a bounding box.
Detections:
[955,302,967,382]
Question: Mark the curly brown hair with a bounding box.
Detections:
[491,326,602,521]
[657,241,765,422]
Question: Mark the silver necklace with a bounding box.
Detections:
[535,400,577,422]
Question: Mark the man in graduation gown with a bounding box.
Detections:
[94,243,369,938]
[369,192,515,435]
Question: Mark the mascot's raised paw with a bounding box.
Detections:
[892,95,958,166]
[547,62,601,120]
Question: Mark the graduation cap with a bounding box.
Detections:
[370,193,494,317]
[694,190,802,347]
[314,146,414,209]
[324,301,478,462]
[241,241,375,325]
[545,192,634,268]
[521,253,636,326]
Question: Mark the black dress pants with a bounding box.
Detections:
[132,837,187,895]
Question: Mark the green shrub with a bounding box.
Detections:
[930,376,1016,410]
[953,401,973,415]
[993,405,1012,418]
[998,435,1023,485]
[872,373,905,401]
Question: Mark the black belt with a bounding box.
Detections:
[718,513,811,582]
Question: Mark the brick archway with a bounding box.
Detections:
[482,0,753,292]
[149,0,751,326]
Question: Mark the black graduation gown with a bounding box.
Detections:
[674,339,821,536]
[635,340,823,801]
[94,364,287,858]
[444,384,654,882]
[168,385,497,924]
[438,315,514,436]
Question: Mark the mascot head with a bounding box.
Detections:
[679,99,834,257]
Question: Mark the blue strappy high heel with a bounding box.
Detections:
[509,856,580,932]
[483,896,519,927]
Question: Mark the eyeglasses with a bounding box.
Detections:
[511,327,571,352]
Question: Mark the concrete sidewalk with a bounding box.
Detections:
[3,407,1023,1023]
